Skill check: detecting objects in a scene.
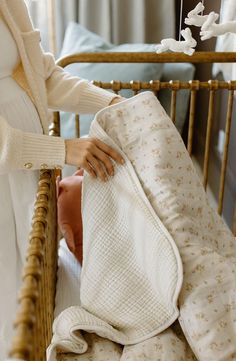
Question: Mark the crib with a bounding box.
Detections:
[8,52,236,361]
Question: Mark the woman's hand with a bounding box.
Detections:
[65,138,125,181]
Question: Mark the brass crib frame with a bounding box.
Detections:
[8,52,236,361]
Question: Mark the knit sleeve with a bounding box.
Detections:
[0,116,65,174]
[43,52,119,114]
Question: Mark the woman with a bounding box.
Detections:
[0,0,124,358]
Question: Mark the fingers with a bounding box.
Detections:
[65,138,125,182]
[84,138,125,181]
[93,139,125,165]
[87,155,108,182]
[91,148,114,177]
[83,160,97,179]
[83,140,122,181]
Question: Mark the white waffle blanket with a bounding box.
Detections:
[47,92,183,360]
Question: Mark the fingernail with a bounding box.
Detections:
[120,158,125,164]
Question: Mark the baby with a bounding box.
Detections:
[57,170,83,264]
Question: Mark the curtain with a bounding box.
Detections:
[26,0,175,55]
[25,0,50,50]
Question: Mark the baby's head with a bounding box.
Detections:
[57,170,83,264]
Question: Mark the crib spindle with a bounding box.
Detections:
[50,111,60,136]
[203,80,219,189]
[169,81,180,124]
[217,85,234,214]
[10,171,58,361]
[130,80,141,95]
[149,80,160,98]
[75,114,80,138]
[110,80,122,95]
[187,80,199,155]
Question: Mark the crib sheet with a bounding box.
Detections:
[54,239,81,318]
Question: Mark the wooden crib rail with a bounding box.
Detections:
[57,51,236,67]
[8,52,236,361]
[9,170,58,361]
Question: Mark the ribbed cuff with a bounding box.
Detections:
[21,132,65,170]
[78,81,121,114]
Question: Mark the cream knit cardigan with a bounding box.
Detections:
[0,0,116,173]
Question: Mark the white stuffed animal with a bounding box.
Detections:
[200,11,236,40]
[156,28,197,56]
[185,2,208,27]
[185,1,219,29]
